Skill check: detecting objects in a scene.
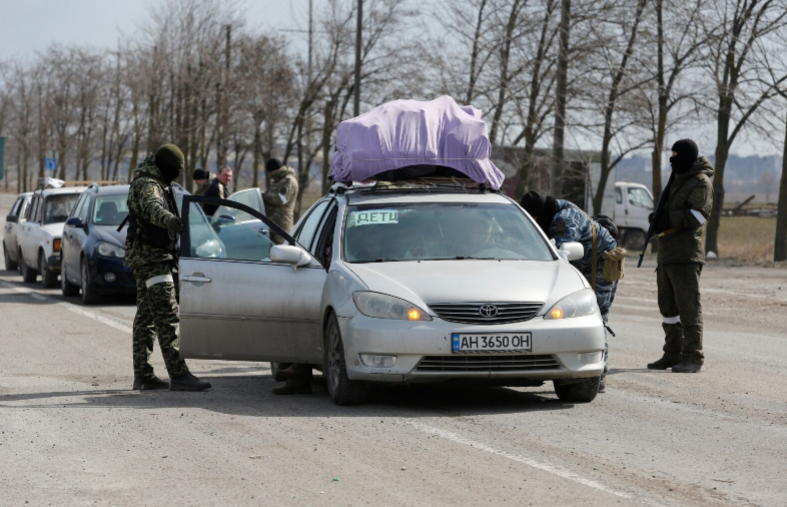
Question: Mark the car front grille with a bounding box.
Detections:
[428,302,543,325]
[416,355,561,372]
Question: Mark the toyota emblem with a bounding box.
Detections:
[479,305,499,318]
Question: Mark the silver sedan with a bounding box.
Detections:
[178,187,604,405]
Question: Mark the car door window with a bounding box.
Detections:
[70,194,87,220]
[214,189,261,224]
[295,200,330,251]
[18,197,30,219]
[312,205,337,268]
[30,196,42,222]
[615,187,623,204]
[185,201,275,262]
[9,197,22,217]
[627,187,654,209]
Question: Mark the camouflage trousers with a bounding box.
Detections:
[657,263,704,365]
[583,260,619,377]
[132,262,189,378]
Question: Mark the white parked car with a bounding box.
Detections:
[3,192,33,271]
[178,184,605,405]
[17,186,86,287]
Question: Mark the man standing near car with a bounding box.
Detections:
[262,158,299,245]
[647,139,713,374]
[202,165,232,216]
[521,192,623,393]
[192,168,211,197]
[124,144,211,392]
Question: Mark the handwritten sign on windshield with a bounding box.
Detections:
[350,209,399,227]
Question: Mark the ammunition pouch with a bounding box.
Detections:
[601,247,627,282]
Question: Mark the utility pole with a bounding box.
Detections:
[354,0,363,116]
[551,0,570,197]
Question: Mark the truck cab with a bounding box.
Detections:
[612,182,654,249]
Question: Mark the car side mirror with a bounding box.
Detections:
[558,241,584,262]
[6,215,18,223]
[66,217,85,228]
[270,244,312,268]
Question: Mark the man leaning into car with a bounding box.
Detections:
[124,144,211,392]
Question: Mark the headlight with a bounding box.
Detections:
[96,241,125,258]
[544,289,598,320]
[352,291,432,321]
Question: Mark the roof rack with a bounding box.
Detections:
[87,181,126,191]
[331,177,499,198]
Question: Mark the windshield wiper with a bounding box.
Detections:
[373,258,400,262]
[454,256,496,260]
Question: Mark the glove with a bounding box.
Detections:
[648,212,655,224]
[166,216,185,234]
[653,213,671,234]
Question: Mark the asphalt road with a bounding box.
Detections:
[1,193,786,507]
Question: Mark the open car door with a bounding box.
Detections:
[178,195,326,365]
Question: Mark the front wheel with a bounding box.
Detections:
[554,377,600,403]
[3,242,18,271]
[61,261,80,297]
[20,249,38,283]
[324,313,369,406]
[39,252,58,288]
[80,259,99,305]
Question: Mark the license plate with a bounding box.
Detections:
[451,332,532,353]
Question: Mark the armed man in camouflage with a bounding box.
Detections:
[647,139,713,374]
[263,158,299,245]
[124,144,211,391]
[521,192,621,393]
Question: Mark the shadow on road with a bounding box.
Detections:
[0,372,576,418]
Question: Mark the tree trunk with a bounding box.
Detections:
[466,0,488,105]
[705,93,733,255]
[252,119,261,189]
[489,0,521,145]
[321,99,335,194]
[773,104,787,261]
[551,0,570,198]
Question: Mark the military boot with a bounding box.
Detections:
[273,364,312,383]
[170,373,212,391]
[272,379,313,395]
[132,375,169,390]
[672,361,702,373]
[647,356,681,370]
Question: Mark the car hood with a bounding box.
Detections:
[92,224,127,246]
[41,223,65,238]
[345,259,586,314]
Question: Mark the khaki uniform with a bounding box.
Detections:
[124,155,189,378]
[193,178,212,197]
[656,157,714,365]
[263,166,299,244]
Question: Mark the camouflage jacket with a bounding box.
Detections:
[263,166,299,235]
[123,154,180,269]
[549,200,617,275]
[193,178,212,197]
[657,157,714,265]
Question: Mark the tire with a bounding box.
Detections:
[61,261,80,297]
[324,312,369,405]
[20,249,38,283]
[621,229,646,251]
[80,259,99,305]
[39,251,58,288]
[3,242,18,271]
[554,377,600,403]
[270,362,293,378]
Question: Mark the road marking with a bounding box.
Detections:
[408,422,666,507]
[0,281,133,334]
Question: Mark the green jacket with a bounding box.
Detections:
[193,178,212,197]
[124,154,180,269]
[657,156,714,265]
[263,166,299,241]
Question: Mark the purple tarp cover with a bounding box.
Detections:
[332,95,505,189]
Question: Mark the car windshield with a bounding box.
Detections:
[93,195,130,226]
[343,202,553,262]
[44,194,80,224]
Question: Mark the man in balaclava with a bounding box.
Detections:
[521,190,620,394]
[647,139,713,374]
[124,144,211,392]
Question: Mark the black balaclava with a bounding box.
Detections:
[670,139,699,174]
[155,144,185,183]
[521,191,560,234]
[266,158,283,173]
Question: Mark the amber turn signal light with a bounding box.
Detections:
[53,239,62,252]
[551,308,564,320]
[408,309,421,321]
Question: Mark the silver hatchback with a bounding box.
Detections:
[179,185,604,405]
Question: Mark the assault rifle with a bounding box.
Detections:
[638,172,676,268]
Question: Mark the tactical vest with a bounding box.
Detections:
[126,177,179,253]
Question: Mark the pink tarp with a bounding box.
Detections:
[331,95,505,189]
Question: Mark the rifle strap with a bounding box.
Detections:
[117,215,129,232]
[590,220,598,291]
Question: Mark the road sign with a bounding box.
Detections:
[0,137,4,180]
[45,158,57,171]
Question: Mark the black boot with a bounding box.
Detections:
[132,375,169,391]
[273,364,312,383]
[647,356,681,370]
[170,373,212,391]
[672,361,702,373]
[272,378,313,395]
